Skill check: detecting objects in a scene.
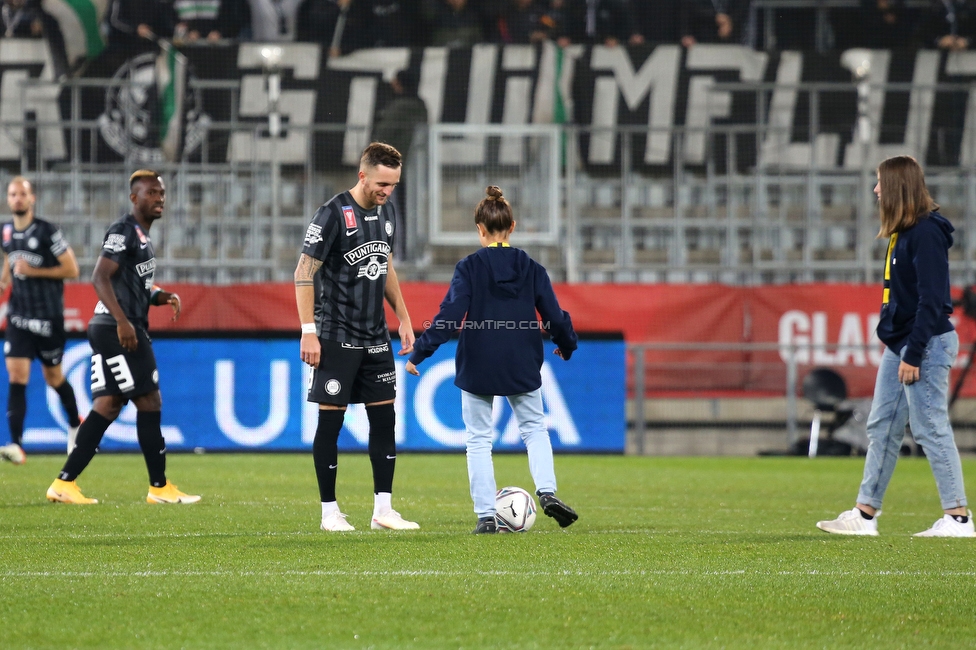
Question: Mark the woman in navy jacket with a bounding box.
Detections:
[406,185,579,533]
[818,155,973,537]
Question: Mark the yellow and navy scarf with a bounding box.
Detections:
[882,232,898,304]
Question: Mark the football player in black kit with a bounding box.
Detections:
[295,142,418,532]
[0,177,82,465]
[46,170,200,505]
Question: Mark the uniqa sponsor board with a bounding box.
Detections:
[10,337,625,452]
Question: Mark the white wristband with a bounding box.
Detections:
[301,323,316,335]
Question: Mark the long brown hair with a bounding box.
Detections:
[876,155,939,238]
[474,185,513,234]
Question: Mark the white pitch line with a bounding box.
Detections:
[3,569,976,579]
[0,528,959,540]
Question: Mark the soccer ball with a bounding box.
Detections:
[494,486,537,533]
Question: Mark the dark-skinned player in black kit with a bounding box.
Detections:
[46,170,200,505]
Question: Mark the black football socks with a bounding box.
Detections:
[6,383,26,446]
[59,411,112,481]
[366,403,396,494]
[136,411,167,488]
[54,380,81,428]
[313,409,344,502]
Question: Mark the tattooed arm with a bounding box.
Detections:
[295,252,324,367]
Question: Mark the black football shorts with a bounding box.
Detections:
[308,339,397,406]
[87,323,160,399]
[3,319,66,367]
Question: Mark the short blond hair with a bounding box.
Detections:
[129,169,160,189]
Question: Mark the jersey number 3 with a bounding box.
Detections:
[90,353,136,392]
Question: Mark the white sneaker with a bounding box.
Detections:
[913,511,976,537]
[0,443,26,465]
[371,510,420,530]
[321,511,355,532]
[816,507,879,536]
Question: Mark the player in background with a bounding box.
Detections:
[46,170,199,505]
[405,185,579,534]
[295,142,418,532]
[0,177,82,464]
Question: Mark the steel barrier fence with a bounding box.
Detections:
[3,76,976,285]
[628,341,976,456]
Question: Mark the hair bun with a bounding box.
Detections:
[485,185,504,201]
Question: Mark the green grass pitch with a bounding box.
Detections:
[3,453,976,648]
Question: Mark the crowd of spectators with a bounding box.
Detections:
[837,0,976,51]
[3,0,976,57]
[2,0,42,38]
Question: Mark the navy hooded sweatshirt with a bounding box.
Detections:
[408,245,578,396]
[876,211,955,367]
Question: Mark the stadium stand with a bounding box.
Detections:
[4,1,976,455]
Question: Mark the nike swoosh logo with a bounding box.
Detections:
[51,491,63,498]
[328,464,338,469]
[386,455,396,460]
[345,229,358,236]
[140,243,149,249]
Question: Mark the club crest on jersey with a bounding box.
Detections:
[385,221,393,236]
[357,256,388,280]
[342,206,357,229]
[343,241,390,281]
[2,224,11,244]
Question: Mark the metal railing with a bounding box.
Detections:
[628,341,976,455]
[629,342,802,453]
[4,75,976,285]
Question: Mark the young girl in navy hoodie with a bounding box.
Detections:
[405,186,579,534]
[817,155,973,537]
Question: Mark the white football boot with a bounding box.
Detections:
[371,510,420,530]
[321,511,355,532]
[0,443,26,465]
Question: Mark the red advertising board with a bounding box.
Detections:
[5,282,974,398]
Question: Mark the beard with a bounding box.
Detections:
[12,209,28,217]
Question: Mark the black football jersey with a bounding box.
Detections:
[302,191,397,346]
[89,214,156,330]
[1,217,69,324]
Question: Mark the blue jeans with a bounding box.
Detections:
[857,331,968,511]
[460,389,557,518]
